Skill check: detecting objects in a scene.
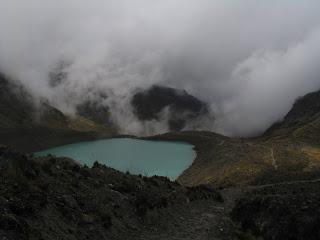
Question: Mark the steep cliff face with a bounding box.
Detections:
[131,85,210,131]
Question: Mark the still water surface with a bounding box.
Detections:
[36,138,195,180]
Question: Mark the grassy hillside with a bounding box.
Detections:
[264,90,320,144]
[151,90,320,187]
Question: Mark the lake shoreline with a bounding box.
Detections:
[36,138,196,181]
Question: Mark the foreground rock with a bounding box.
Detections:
[0,145,230,240]
[232,181,320,240]
[1,145,320,240]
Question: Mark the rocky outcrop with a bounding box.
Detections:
[131,85,209,131]
[232,181,320,240]
[76,99,112,126]
[0,145,223,240]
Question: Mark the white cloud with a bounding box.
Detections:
[0,0,320,136]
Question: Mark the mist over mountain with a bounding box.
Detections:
[1,1,320,136]
[132,85,210,132]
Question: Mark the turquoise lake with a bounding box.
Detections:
[36,138,196,180]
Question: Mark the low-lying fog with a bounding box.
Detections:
[1,1,320,136]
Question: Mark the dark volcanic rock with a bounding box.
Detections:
[0,146,223,240]
[76,99,111,125]
[131,85,209,131]
[232,182,320,240]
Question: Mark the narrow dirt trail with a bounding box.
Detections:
[245,141,278,170]
[270,147,278,170]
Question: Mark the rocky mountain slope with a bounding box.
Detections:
[144,90,320,240]
[231,180,320,240]
[0,73,117,152]
[132,85,210,131]
[1,144,319,240]
[225,90,320,239]
[1,71,320,239]
[0,145,232,240]
[150,89,320,187]
[265,90,320,145]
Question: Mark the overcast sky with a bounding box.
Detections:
[1,1,320,136]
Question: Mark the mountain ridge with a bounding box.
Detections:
[149,89,320,187]
[0,74,117,152]
[1,75,320,239]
